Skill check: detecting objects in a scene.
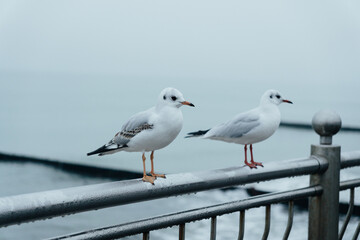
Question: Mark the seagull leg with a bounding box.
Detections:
[150,151,166,178]
[142,153,155,184]
[244,145,257,169]
[250,144,263,167]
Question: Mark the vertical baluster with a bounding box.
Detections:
[352,221,360,240]
[238,210,245,240]
[282,201,294,240]
[262,205,271,240]
[210,216,217,240]
[179,223,185,240]
[143,231,150,240]
[339,188,355,240]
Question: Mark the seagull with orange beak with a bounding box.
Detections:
[88,87,194,184]
[186,89,292,168]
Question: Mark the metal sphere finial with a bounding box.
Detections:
[312,110,342,145]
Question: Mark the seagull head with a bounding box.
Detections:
[158,87,195,108]
[261,89,293,106]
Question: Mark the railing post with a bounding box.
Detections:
[308,110,342,240]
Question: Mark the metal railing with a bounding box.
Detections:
[0,110,360,240]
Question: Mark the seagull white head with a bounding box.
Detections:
[261,89,293,106]
[159,87,195,108]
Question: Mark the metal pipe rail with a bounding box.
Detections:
[338,179,360,240]
[341,151,360,169]
[340,179,360,191]
[47,186,323,240]
[48,178,360,240]
[0,156,327,228]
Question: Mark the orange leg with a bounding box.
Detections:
[142,153,155,184]
[250,144,263,167]
[150,151,166,178]
[244,145,257,169]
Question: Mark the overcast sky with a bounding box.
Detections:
[1,0,360,83]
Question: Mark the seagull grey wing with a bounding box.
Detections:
[112,110,154,146]
[207,113,260,139]
[226,115,260,138]
[87,109,154,156]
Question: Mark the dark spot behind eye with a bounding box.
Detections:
[163,95,166,100]
[276,95,280,99]
[171,96,177,101]
[270,95,273,99]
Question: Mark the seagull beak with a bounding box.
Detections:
[283,99,293,104]
[181,101,195,107]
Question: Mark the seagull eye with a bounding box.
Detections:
[276,95,280,99]
[171,96,177,101]
[163,95,166,100]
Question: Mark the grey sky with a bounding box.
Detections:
[1,0,360,82]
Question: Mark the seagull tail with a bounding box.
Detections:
[87,144,128,156]
[185,129,210,138]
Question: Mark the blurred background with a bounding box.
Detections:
[1,1,360,239]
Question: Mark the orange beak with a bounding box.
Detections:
[283,99,293,104]
[181,101,195,107]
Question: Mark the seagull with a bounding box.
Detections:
[186,89,292,169]
[87,87,194,184]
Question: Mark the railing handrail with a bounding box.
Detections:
[49,178,360,240]
[48,186,323,240]
[0,156,327,228]
[341,150,360,169]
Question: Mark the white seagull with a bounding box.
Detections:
[186,89,292,168]
[87,87,194,184]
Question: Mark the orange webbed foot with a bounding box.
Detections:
[245,162,257,169]
[252,161,264,167]
[150,172,166,179]
[142,175,156,184]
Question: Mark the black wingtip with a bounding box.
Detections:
[185,129,210,138]
[86,145,107,156]
[87,144,129,156]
